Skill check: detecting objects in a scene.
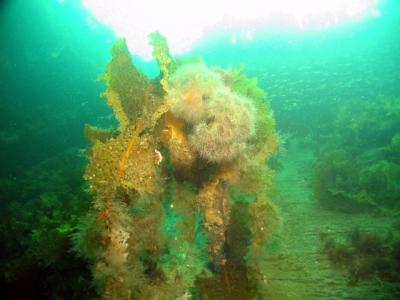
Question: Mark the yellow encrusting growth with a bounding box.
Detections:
[84,124,118,145]
[197,179,230,264]
[117,119,143,178]
[102,38,155,129]
[118,100,170,179]
[103,89,130,131]
[161,112,195,169]
[148,32,176,93]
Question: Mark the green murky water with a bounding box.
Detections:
[0,0,399,299]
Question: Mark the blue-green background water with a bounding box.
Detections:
[0,0,399,298]
[1,0,399,177]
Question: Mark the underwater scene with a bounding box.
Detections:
[0,0,399,299]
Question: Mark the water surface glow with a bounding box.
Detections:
[81,0,380,59]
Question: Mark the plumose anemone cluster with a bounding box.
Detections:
[168,64,223,124]
[168,64,255,163]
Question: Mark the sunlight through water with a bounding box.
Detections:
[81,0,380,59]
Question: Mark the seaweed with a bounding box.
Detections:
[321,226,400,288]
[0,154,95,299]
[313,96,400,213]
